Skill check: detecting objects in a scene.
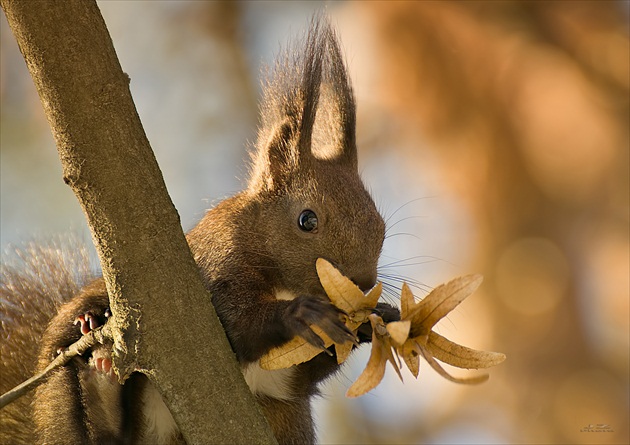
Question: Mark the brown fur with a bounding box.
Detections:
[0,17,397,445]
[0,239,96,444]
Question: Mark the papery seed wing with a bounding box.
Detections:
[346,334,387,397]
[400,282,416,320]
[260,326,333,370]
[400,340,421,378]
[409,275,483,334]
[386,320,411,348]
[335,341,354,364]
[316,258,364,313]
[417,343,489,385]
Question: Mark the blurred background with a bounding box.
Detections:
[1,1,628,444]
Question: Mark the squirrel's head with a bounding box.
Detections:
[247,17,385,296]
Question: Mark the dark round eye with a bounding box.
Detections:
[298,209,318,233]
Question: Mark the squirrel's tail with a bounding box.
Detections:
[0,236,97,443]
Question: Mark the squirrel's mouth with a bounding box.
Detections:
[319,258,377,293]
[352,276,378,293]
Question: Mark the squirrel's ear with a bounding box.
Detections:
[248,121,298,193]
[295,19,358,170]
[247,16,359,193]
[310,25,357,170]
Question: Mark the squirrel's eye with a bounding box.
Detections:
[298,209,318,233]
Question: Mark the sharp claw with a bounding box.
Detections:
[335,306,349,317]
[324,320,356,345]
[102,358,112,374]
[301,327,326,351]
[80,317,90,335]
[87,313,99,331]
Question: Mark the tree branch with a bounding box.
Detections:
[0,324,112,410]
[0,1,275,443]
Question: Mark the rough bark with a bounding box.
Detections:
[0,1,275,443]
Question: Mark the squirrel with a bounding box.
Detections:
[0,17,399,445]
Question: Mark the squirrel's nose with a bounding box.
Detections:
[351,272,378,293]
[323,258,377,292]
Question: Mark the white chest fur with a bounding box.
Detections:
[274,288,298,301]
[139,288,299,440]
[242,362,296,401]
[141,383,179,443]
[243,288,298,400]
[139,362,296,443]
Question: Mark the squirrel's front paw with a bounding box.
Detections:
[285,295,356,352]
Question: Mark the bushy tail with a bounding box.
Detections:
[0,237,97,443]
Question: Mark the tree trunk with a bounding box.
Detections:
[0,1,276,443]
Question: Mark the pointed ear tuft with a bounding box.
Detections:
[298,17,358,169]
[317,24,357,168]
[248,122,297,193]
[248,15,359,193]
